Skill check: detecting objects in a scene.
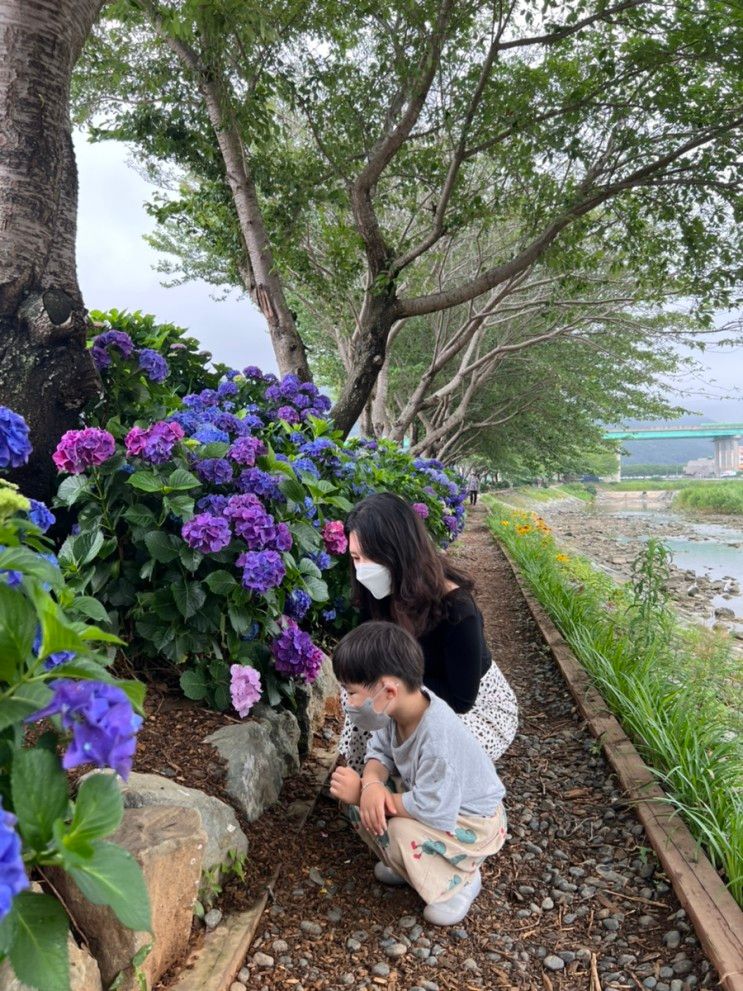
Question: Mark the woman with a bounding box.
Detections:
[338,492,518,773]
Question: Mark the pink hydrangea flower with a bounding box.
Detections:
[411,502,429,519]
[52,428,116,474]
[230,664,262,717]
[322,520,347,555]
[124,426,148,457]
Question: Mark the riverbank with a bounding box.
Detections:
[500,489,743,640]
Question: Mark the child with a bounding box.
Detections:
[330,621,508,926]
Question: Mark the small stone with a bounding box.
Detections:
[660,967,674,979]
[399,915,418,929]
[346,938,362,952]
[643,979,657,989]
[603,918,620,931]
[372,962,390,977]
[670,982,684,991]
[327,907,343,924]
[341,974,355,986]
[463,958,479,972]
[672,960,693,976]
[414,947,431,960]
[452,928,468,939]
[252,952,275,968]
[272,939,289,954]
[544,955,565,972]
[300,920,323,937]
[559,951,576,964]
[204,908,223,929]
[639,915,655,928]
[663,930,682,948]
[541,897,554,911]
[238,968,250,984]
[384,942,408,959]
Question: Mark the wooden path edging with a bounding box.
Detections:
[497,539,743,991]
[169,745,337,991]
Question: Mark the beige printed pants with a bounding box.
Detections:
[347,800,508,905]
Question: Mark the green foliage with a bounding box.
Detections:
[0,480,149,991]
[488,502,742,904]
[627,539,674,648]
[194,848,247,917]
[675,481,743,515]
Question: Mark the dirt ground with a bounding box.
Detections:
[138,505,719,991]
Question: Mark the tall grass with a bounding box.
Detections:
[496,483,595,506]
[675,481,743,515]
[486,500,743,904]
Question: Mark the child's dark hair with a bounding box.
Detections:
[332,621,424,691]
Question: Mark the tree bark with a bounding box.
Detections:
[0,0,103,499]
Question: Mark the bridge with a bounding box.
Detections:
[602,424,743,478]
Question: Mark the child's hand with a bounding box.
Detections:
[360,781,389,836]
[329,766,362,805]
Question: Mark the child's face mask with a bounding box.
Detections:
[355,561,392,599]
[344,681,393,732]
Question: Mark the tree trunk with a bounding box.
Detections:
[0,0,103,500]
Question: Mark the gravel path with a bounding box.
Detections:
[235,507,719,991]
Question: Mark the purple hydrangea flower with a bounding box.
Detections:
[303,497,317,519]
[238,468,283,501]
[182,513,232,553]
[53,428,116,474]
[276,405,301,424]
[28,499,55,532]
[141,421,184,464]
[322,608,337,622]
[271,619,324,682]
[230,664,262,718]
[0,569,22,587]
[224,495,277,549]
[443,514,458,533]
[243,413,264,431]
[236,550,286,593]
[286,588,312,621]
[224,368,241,380]
[214,412,247,436]
[242,366,264,380]
[43,650,76,671]
[273,522,292,552]
[27,679,143,779]
[411,502,430,519]
[183,389,219,409]
[192,424,230,445]
[218,380,239,398]
[0,406,32,468]
[309,550,331,571]
[90,330,134,370]
[194,457,233,486]
[137,348,169,383]
[196,494,229,515]
[168,410,201,435]
[299,438,336,458]
[0,799,29,921]
[229,436,267,467]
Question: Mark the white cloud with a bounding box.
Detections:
[73,131,276,373]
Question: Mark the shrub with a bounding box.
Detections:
[56,318,467,714]
[0,408,149,991]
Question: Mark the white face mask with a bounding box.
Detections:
[355,561,393,600]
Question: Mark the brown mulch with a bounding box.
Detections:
[139,506,719,990]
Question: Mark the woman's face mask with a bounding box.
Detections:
[343,681,394,732]
[355,561,393,600]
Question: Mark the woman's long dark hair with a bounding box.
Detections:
[345,492,474,637]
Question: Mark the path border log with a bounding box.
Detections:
[497,539,743,991]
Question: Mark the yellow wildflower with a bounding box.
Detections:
[556,553,570,563]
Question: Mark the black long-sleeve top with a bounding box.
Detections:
[361,588,492,714]
[418,588,492,713]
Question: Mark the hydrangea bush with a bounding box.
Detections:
[0,408,149,991]
[57,316,467,714]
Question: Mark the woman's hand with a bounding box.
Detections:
[329,766,362,805]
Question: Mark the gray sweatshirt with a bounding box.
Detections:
[365,689,506,831]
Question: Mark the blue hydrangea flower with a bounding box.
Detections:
[28,499,55,532]
[236,550,286,593]
[43,650,76,671]
[218,380,239,397]
[137,348,169,383]
[308,550,331,571]
[292,457,320,478]
[192,424,230,445]
[195,458,233,485]
[27,679,143,779]
[240,620,261,642]
[0,799,30,921]
[299,438,336,458]
[303,496,317,519]
[0,569,22,587]
[0,406,32,468]
[286,588,312,621]
[321,608,337,622]
[238,468,284,501]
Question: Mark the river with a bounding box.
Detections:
[532,490,743,640]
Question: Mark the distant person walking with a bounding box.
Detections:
[466,473,480,506]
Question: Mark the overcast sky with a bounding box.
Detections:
[74,132,743,417]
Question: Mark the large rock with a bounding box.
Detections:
[88,770,248,872]
[0,934,102,991]
[294,656,338,754]
[205,706,300,821]
[50,806,206,991]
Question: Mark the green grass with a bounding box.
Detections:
[603,479,697,491]
[674,481,743,515]
[495,483,595,507]
[486,501,743,904]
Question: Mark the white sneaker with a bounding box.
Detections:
[423,870,482,925]
[374,861,407,886]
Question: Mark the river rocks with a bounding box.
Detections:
[205,705,300,821]
[50,806,205,990]
[87,770,248,872]
[713,606,736,620]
